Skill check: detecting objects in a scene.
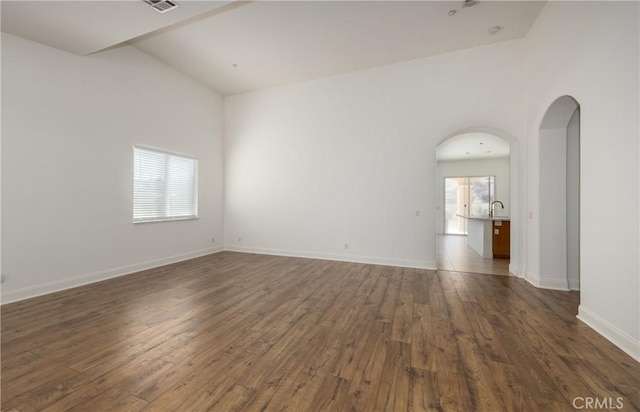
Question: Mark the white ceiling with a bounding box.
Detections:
[133,1,545,95]
[436,132,510,161]
[0,0,233,55]
[1,1,546,95]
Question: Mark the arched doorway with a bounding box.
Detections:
[435,128,518,276]
[538,95,581,290]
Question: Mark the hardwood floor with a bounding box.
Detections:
[2,252,639,411]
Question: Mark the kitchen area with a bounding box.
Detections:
[458,201,510,259]
[436,132,511,276]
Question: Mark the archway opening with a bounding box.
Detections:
[435,130,515,276]
[538,95,581,291]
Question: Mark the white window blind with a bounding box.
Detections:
[133,146,197,222]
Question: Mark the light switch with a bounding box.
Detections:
[494,229,499,235]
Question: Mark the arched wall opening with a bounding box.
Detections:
[537,95,581,292]
[435,127,520,276]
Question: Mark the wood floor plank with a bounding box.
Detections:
[14,328,194,411]
[209,384,256,412]
[329,308,384,381]
[412,270,430,305]
[407,367,441,412]
[364,267,391,307]
[375,341,411,411]
[308,375,351,411]
[2,252,639,412]
[1,364,81,410]
[341,321,390,411]
[426,272,448,318]
[38,358,173,412]
[376,267,403,323]
[391,268,415,344]
[486,360,539,412]
[410,304,437,372]
[268,346,340,412]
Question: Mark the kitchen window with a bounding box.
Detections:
[444,176,495,235]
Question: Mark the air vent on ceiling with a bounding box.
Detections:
[462,0,479,7]
[143,0,179,14]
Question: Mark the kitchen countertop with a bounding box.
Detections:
[456,214,510,222]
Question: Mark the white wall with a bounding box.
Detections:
[1,33,225,303]
[224,40,524,269]
[524,2,639,359]
[566,108,580,290]
[538,127,568,290]
[436,157,511,235]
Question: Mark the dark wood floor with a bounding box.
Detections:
[1,252,639,411]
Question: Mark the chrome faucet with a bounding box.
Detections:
[489,200,504,218]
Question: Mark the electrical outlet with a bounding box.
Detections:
[344,243,349,249]
[415,210,421,217]
[1,275,6,284]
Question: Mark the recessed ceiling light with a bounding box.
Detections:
[448,10,457,16]
[488,26,503,35]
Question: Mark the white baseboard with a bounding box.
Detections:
[538,277,569,291]
[225,245,436,270]
[577,305,640,362]
[0,246,224,305]
[568,279,580,291]
[523,271,538,287]
[524,271,569,291]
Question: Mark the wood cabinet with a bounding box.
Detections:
[492,220,510,259]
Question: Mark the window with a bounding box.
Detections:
[444,176,495,234]
[468,176,495,217]
[133,146,197,223]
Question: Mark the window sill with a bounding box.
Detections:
[133,216,199,224]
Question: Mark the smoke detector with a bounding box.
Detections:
[462,0,479,8]
[143,0,180,13]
